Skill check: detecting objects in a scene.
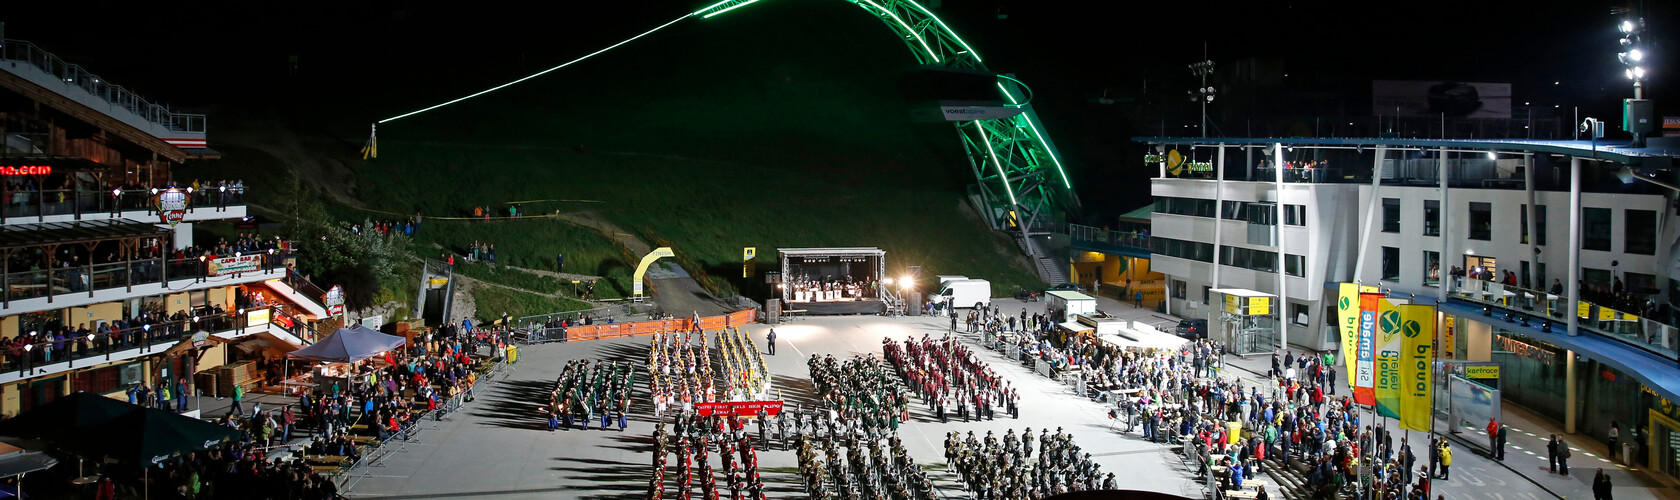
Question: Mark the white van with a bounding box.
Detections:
[935,275,969,289]
[935,279,991,308]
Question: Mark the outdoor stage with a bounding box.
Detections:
[778,247,886,316]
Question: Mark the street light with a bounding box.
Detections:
[1189,59,1215,138]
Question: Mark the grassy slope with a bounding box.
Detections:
[223,1,1043,303]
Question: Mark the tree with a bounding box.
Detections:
[270,174,406,309]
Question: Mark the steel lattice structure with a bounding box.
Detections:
[699,0,1079,242]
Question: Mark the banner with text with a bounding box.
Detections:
[209,254,261,276]
[1354,292,1382,406]
[1399,304,1436,431]
[1375,298,1403,418]
[694,400,784,418]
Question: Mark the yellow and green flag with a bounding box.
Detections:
[1399,304,1436,432]
[1375,298,1403,418]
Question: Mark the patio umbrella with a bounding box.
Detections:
[0,392,140,443]
[58,408,240,465]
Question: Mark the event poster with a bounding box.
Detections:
[1354,291,1382,406]
[1400,304,1436,431]
[1375,298,1403,418]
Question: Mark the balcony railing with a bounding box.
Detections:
[0,39,206,134]
[3,251,287,306]
[1448,277,1678,360]
[1068,224,1152,252]
[0,304,299,375]
[1,187,245,221]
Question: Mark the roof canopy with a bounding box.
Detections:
[288,324,405,363]
[0,219,169,250]
[1133,136,1680,164]
[777,247,886,258]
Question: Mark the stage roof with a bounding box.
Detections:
[778,247,886,257]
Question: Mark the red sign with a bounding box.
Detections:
[694,400,784,418]
[0,165,51,176]
[156,188,189,227]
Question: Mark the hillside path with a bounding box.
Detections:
[554,212,731,316]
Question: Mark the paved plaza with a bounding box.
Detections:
[329,298,1666,500]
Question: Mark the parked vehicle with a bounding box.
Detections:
[1048,282,1085,293]
[935,279,991,308]
[1046,291,1097,322]
[1174,318,1208,339]
[1015,289,1042,302]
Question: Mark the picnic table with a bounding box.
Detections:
[1224,489,1258,499]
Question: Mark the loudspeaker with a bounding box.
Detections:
[908,292,923,316]
[766,299,781,324]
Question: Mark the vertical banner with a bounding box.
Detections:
[1442,316,1456,359]
[1375,298,1403,418]
[1399,304,1437,431]
[1354,292,1382,406]
[1338,284,1361,391]
[742,247,757,278]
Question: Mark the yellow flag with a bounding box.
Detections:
[1375,298,1402,418]
[1399,304,1436,432]
[1337,283,1379,392]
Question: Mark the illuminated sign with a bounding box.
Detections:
[1495,335,1557,365]
[156,188,190,227]
[325,286,345,317]
[246,308,271,327]
[0,165,52,175]
[208,254,261,276]
[1464,365,1500,379]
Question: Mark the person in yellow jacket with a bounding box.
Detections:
[1438,441,1453,480]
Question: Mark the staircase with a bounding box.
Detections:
[1260,457,1316,500]
[1017,235,1069,285]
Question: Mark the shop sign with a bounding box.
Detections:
[208,254,261,276]
[1495,334,1558,365]
[247,308,271,327]
[190,331,210,348]
[1464,365,1500,379]
[156,187,190,227]
[0,165,51,175]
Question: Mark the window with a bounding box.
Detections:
[1583,208,1612,251]
[1381,198,1401,233]
[1220,246,1278,273]
[1202,285,1212,305]
[1171,280,1188,299]
[1381,246,1400,281]
[1625,209,1656,255]
[1247,203,1276,226]
[1283,204,1306,226]
[1154,197,1217,218]
[1423,200,1440,236]
[1520,204,1548,245]
[1423,251,1441,286]
[1469,202,1492,240]
[1222,201,1247,220]
[1582,268,1610,288]
[1151,237,1214,263]
[1291,302,1310,326]
[1285,254,1305,277]
[1625,272,1657,295]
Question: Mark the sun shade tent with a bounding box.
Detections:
[287,324,406,363]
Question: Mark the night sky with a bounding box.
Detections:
[3,0,1671,219]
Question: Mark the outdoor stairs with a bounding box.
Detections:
[1260,457,1318,500]
[1016,235,1069,285]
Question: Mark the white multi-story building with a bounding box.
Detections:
[1139,137,1680,480]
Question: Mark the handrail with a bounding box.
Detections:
[0,304,290,373]
[1067,223,1152,250]
[1,251,287,304]
[0,38,206,133]
[0,186,246,220]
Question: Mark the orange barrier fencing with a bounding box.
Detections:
[561,308,759,342]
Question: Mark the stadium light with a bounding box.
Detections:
[1630,48,1644,62]
[883,277,895,286]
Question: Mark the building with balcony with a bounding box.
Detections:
[1138,135,1680,480]
[0,35,331,417]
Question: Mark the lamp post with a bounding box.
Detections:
[1189,59,1216,138]
[1618,17,1647,99]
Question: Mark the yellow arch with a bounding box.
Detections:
[632,247,676,301]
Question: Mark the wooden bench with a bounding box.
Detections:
[304,455,348,465]
[311,465,343,474]
[351,435,377,444]
[1224,489,1258,499]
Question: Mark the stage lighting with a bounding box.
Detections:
[1482,307,1492,317]
[1542,320,1553,333]
[883,277,895,285]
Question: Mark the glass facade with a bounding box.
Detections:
[1489,329,1568,420]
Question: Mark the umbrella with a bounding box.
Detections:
[59,408,240,465]
[0,393,140,443]
[288,323,405,363]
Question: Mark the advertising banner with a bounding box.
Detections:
[246,308,271,327]
[1371,80,1513,119]
[1249,297,1271,316]
[1355,292,1382,406]
[1399,304,1436,432]
[156,187,190,227]
[1338,284,1360,391]
[208,254,261,276]
[1227,294,1243,314]
[1449,374,1500,431]
[1376,298,1403,418]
